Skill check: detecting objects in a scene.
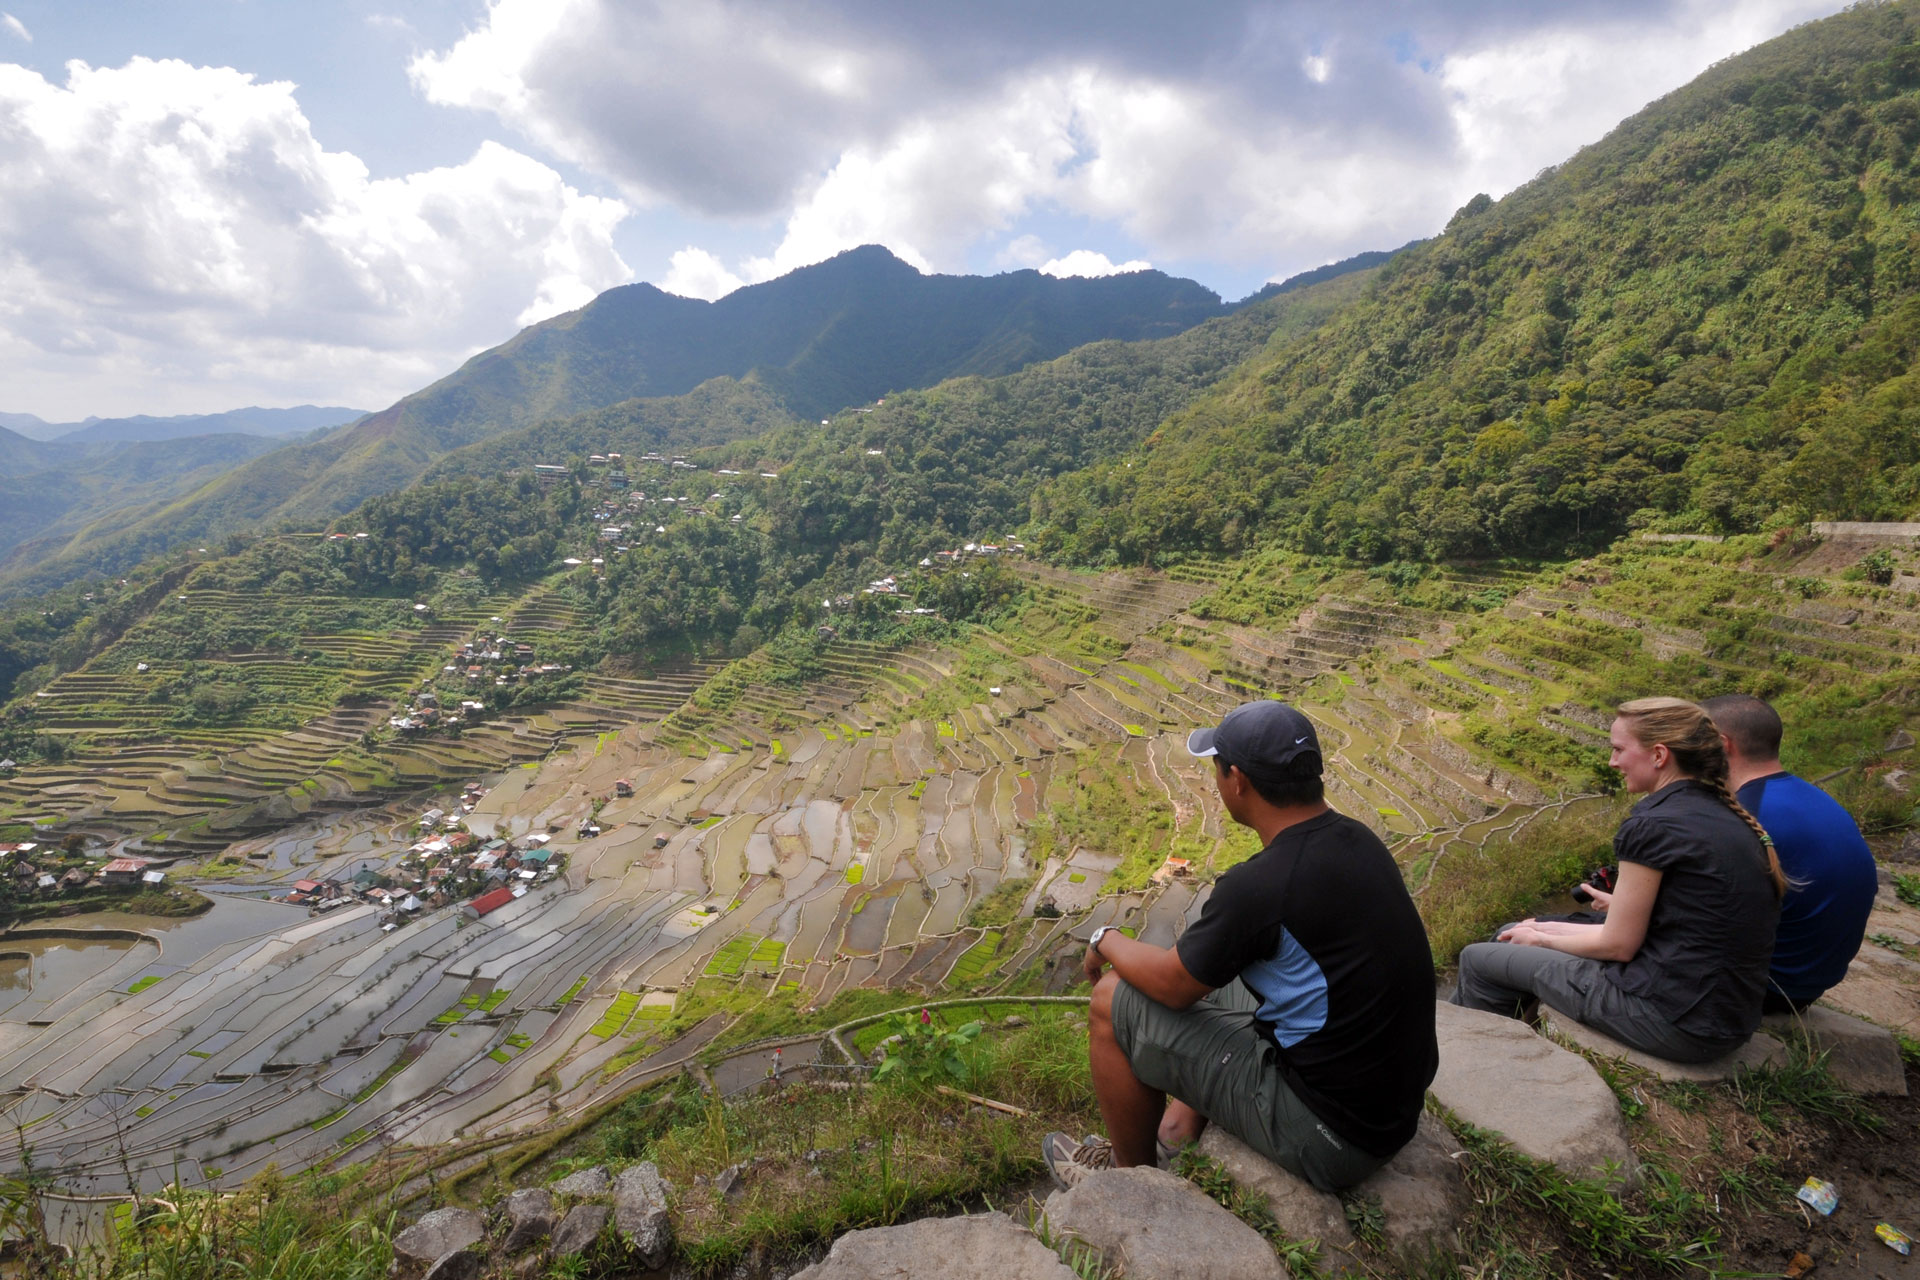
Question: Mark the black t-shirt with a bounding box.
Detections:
[1175,810,1438,1157]
[1603,779,1778,1041]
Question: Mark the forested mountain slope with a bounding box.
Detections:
[1032,2,1920,567]
[0,249,1227,601]
[0,434,286,567]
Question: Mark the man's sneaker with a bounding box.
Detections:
[1042,1131,1113,1189]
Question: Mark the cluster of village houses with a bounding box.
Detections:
[386,628,574,733]
[279,783,562,926]
[1,840,169,899]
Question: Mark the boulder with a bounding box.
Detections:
[1433,1003,1636,1185]
[1197,1113,1467,1270]
[1042,1165,1286,1280]
[501,1187,555,1254]
[1196,1127,1351,1253]
[393,1207,486,1271]
[1761,1006,1908,1096]
[792,1211,1078,1279]
[551,1204,610,1258]
[613,1161,673,1269]
[421,1251,481,1280]
[551,1165,613,1198]
[1542,1009,1787,1083]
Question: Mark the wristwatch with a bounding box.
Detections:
[1088,925,1116,955]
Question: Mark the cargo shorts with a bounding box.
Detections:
[1110,976,1387,1192]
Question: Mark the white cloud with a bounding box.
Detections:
[1041,250,1151,278]
[417,0,1846,292]
[1,13,28,43]
[0,57,631,417]
[661,246,744,300]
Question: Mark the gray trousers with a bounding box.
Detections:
[1111,978,1391,1192]
[1451,938,1741,1064]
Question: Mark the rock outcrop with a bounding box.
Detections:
[791,1211,1079,1279]
[1541,1010,1787,1082]
[392,1206,486,1275]
[1197,1112,1468,1271]
[1760,1006,1908,1096]
[1042,1165,1287,1280]
[1432,1003,1637,1184]
[613,1161,674,1270]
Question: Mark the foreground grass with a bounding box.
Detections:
[11,1017,1905,1280]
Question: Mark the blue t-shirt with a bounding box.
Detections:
[1738,772,1878,1002]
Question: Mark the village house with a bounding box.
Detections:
[464,885,516,919]
[101,857,151,886]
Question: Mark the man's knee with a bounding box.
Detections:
[1090,970,1123,1027]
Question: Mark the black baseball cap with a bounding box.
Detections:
[1187,701,1322,772]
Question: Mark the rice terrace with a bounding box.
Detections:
[5,3,1920,1276]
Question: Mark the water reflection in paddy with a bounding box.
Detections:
[0,933,153,1017]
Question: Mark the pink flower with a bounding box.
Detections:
[920,1008,931,1026]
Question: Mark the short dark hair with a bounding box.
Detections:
[1701,693,1783,759]
[1218,752,1325,807]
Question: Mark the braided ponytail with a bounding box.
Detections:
[1705,775,1787,899]
[1616,696,1788,899]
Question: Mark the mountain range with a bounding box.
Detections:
[0,250,1234,598]
[0,405,364,444]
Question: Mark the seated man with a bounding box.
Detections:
[1702,694,1878,1012]
[1045,701,1438,1192]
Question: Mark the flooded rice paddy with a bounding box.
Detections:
[0,566,1567,1252]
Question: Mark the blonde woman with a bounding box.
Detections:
[1452,697,1787,1063]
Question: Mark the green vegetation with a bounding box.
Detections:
[125,975,162,996]
[1034,5,1920,566]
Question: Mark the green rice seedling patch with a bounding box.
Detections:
[591,991,641,1038]
[1068,873,1087,884]
[1377,807,1402,817]
[310,1106,350,1131]
[1123,724,1146,737]
[595,731,617,755]
[845,865,865,885]
[127,975,162,995]
[135,1105,154,1118]
[477,988,511,1013]
[908,779,927,799]
[938,721,956,738]
[706,934,776,978]
[556,974,591,1006]
[946,931,1004,986]
[434,992,487,1025]
[698,814,725,829]
[185,1050,212,1059]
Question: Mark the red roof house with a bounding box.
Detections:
[463,886,516,919]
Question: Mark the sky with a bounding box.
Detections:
[0,0,1850,421]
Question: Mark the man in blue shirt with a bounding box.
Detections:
[1702,695,1878,1011]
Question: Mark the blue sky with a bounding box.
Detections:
[0,0,1848,419]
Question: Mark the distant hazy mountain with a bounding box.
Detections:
[52,405,365,445]
[0,246,1230,597]
[0,412,62,440]
[0,432,285,568]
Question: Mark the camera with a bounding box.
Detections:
[1570,865,1616,905]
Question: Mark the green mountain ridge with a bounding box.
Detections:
[0,248,1230,602]
[1031,3,1920,566]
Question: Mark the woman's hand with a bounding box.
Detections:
[1497,922,1552,947]
[1583,886,1613,912]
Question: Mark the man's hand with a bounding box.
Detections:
[1083,935,1108,984]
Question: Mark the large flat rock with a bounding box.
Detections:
[1541,1009,1787,1082]
[1433,1003,1636,1185]
[791,1211,1079,1280]
[1761,1005,1908,1096]
[1043,1165,1286,1280]
[1198,1112,1468,1271]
